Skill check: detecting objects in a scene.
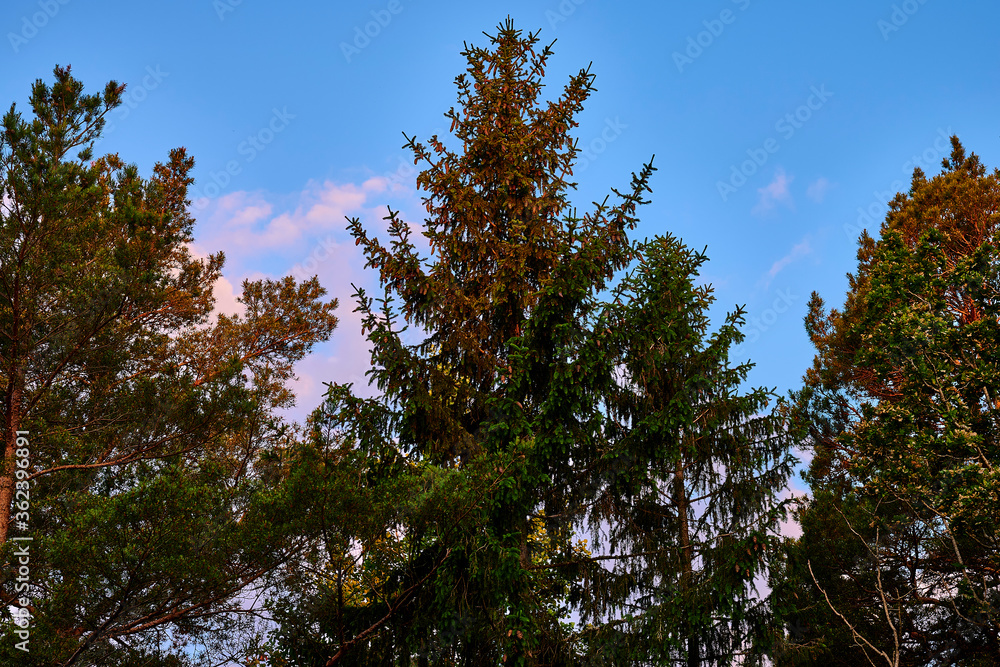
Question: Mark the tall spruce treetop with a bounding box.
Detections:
[345,18,626,465]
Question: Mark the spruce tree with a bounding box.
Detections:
[599,235,794,665]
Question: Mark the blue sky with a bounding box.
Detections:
[4,1,998,494]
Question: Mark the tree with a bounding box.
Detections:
[778,138,1000,666]
[0,66,338,665]
[597,234,794,666]
[263,20,794,666]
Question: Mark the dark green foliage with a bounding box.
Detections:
[263,21,794,667]
[595,235,795,665]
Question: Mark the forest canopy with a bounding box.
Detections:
[0,19,997,667]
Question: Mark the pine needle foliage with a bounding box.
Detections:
[778,138,1000,666]
[0,65,338,665]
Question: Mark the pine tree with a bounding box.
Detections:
[0,65,338,664]
[778,138,1000,665]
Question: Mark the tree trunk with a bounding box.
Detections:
[0,374,23,545]
[675,457,699,667]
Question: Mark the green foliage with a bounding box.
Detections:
[0,65,338,664]
[264,21,795,667]
[596,235,795,665]
[780,138,1000,665]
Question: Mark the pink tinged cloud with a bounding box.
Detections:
[190,177,429,424]
[194,181,376,253]
[361,176,390,193]
[806,176,832,203]
[210,274,246,320]
[185,242,247,322]
[752,167,794,216]
[228,202,273,227]
[302,180,368,228]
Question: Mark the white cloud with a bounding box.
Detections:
[193,181,376,252]
[760,238,811,290]
[190,178,428,424]
[806,176,832,203]
[752,167,794,216]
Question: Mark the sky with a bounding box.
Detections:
[4,0,999,500]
